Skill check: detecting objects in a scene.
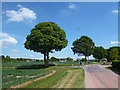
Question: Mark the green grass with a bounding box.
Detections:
[22,66,85,88]
[2,62,44,69]
[52,61,79,66]
[54,68,85,88]
[2,69,52,88]
[2,62,85,88]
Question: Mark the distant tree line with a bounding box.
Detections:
[71,35,120,63]
[1,55,73,63]
[1,55,42,63]
[49,57,73,62]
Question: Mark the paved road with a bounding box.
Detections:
[71,64,118,88]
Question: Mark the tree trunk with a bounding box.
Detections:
[44,52,47,67]
[85,56,87,64]
[47,52,49,67]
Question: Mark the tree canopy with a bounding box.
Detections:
[107,47,120,61]
[71,36,95,63]
[93,46,107,60]
[24,22,68,66]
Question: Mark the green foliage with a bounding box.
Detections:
[50,57,59,61]
[6,56,11,59]
[71,36,95,56]
[50,57,73,62]
[2,55,11,63]
[2,57,40,63]
[24,22,68,53]
[71,36,95,63]
[16,64,55,69]
[81,58,85,62]
[66,57,73,61]
[93,46,107,60]
[2,58,11,63]
[109,48,119,60]
[112,60,120,70]
[107,46,120,61]
[24,22,68,66]
[1,55,5,59]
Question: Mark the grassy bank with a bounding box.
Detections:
[106,67,120,75]
[2,62,85,88]
[22,66,85,88]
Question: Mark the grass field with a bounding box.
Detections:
[2,62,44,69]
[2,62,85,88]
[22,66,85,88]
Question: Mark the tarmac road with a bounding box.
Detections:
[71,64,118,88]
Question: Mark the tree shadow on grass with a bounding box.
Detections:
[16,64,55,69]
[108,67,120,76]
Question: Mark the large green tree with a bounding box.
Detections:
[108,48,119,60]
[71,36,95,63]
[93,46,107,61]
[107,46,120,61]
[24,22,68,67]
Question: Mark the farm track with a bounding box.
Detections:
[54,69,84,88]
[11,70,56,88]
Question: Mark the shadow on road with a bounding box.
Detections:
[107,67,120,76]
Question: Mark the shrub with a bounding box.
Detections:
[16,64,55,69]
[2,58,12,63]
[112,60,120,70]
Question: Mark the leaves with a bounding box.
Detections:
[24,22,68,54]
[71,36,95,57]
[93,46,107,60]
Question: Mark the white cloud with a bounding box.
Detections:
[112,10,119,14]
[5,4,37,22]
[17,4,23,8]
[110,41,120,44]
[0,33,17,48]
[68,3,76,9]
[11,49,19,52]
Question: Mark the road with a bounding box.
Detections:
[71,64,118,88]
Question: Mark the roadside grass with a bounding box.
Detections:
[106,67,120,75]
[21,66,85,88]
[54,68,84,88]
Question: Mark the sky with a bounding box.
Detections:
[1,2,119,60]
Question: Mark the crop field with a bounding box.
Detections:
[2,69,52,88]
[2,60,99,68]
[52,61,79,66]
[2,62,79,69]
[2,61,86,88]
[2,62,44,68]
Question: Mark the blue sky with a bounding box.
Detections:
[1,2,118,60]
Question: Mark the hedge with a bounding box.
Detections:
[112,60,120,70]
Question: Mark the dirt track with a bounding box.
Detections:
[11,70,56,88]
